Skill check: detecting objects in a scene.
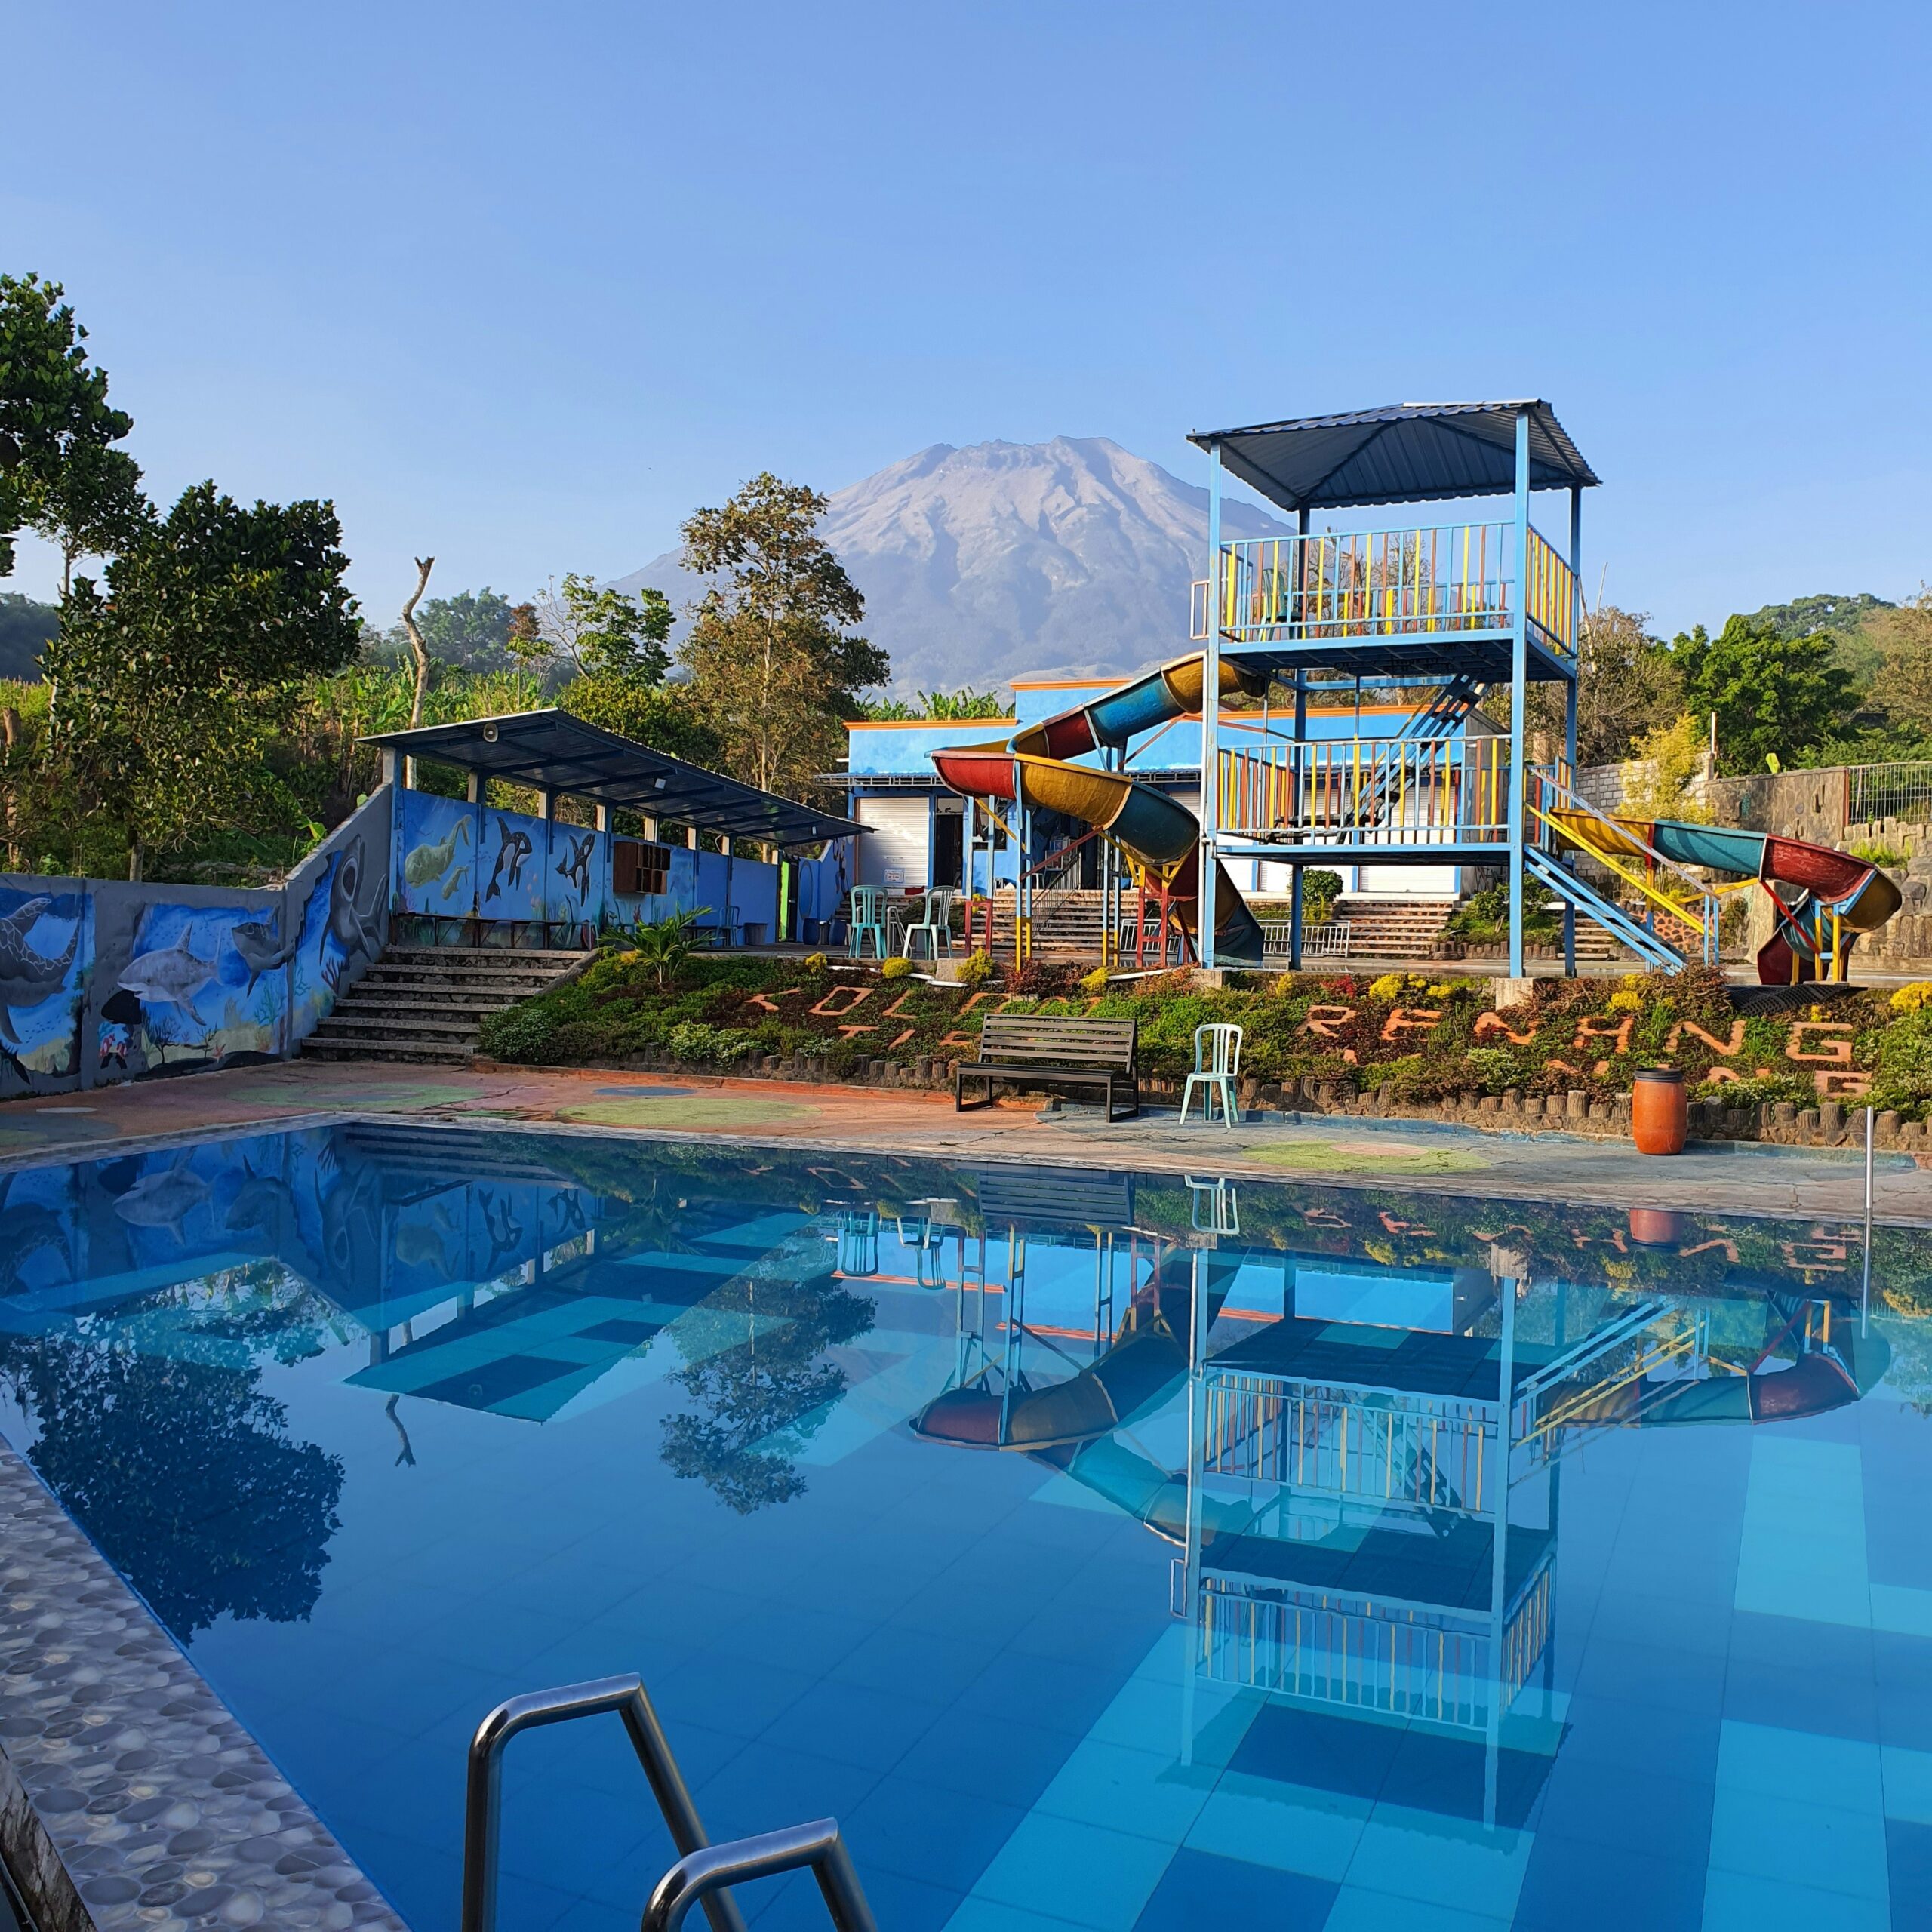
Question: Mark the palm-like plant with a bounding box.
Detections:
[632,906,710,992]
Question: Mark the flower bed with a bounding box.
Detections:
[478,949,1932,1122]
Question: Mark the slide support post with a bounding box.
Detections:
[1199,443,1223,968]
[1507,410,1531,980]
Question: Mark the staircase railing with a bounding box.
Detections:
[461,1675,875,1932]
[1526,771,1720,964]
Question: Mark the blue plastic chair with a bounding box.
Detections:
[848,886,889,960]
[1180,1023,1243,1127]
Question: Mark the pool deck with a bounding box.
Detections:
[1,1057,1926,1227]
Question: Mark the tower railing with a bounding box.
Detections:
[1218,734,1511,846]
[1189,520,1576,658]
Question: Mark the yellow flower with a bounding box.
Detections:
[1425,982,1454,999]
[1607,989,1643,1012]
[1080,966,1110,995]
[1892,983,1932,1014]
[1368,973,1407,1001]
[881,956,912,980]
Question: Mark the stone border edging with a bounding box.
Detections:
[0,1441,410,1932]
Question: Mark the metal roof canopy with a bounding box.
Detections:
[1187,401,1599,514]
[361,709,864,848]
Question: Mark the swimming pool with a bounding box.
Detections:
[2,1121,1929,1931]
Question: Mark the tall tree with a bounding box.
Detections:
[416,586,515,671]
[1672,611,1855,775]
[45,482,360,878]
[0,274,145,587]
[678,474,887,795]
[510,572,672,685]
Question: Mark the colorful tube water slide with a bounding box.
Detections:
[1543,808,1901,984]
[932,651,1270,967]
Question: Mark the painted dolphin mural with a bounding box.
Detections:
[0,897,82,1044]
[403,819,470,890]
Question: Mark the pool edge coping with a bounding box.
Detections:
[1,1104,1926,1230]
[0,1436,412,1932]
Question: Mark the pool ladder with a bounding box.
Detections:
[460,1675,877,1932]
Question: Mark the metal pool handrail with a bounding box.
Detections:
[461,1674,747,1932]
[641,1820,878,1932]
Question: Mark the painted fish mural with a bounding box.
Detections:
[112,1161,212,1237]
[116,931,218,1011]
[0,897,81,1044]
[483,823,534,904]
[232,912,302,991]
[404,819,470,890]
[555,832,595,900]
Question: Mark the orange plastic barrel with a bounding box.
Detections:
[1628,1206,1686,1246]
[1631,1069,1687,1156]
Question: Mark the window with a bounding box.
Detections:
[613,839,671,897]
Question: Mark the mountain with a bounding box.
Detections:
[611,436,1291,696]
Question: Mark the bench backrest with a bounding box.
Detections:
[977,1013,1137,1070]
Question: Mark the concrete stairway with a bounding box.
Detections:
[301,945,589,1064]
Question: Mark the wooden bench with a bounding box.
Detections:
[955,1014,1139,1121]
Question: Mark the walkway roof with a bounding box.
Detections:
[362,709,864,847]
[1187,401,1599,513]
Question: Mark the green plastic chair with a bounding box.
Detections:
[1180,1023,1243,1127]
[848,886,888,960]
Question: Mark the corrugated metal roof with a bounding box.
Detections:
[1186,401,1598,512]
[361,709,864,847]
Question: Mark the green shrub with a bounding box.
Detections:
[1303,869,1343,923]
[478,1002,560,1063]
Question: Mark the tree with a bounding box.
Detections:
[1621,713,1715,823]
[0,274,145,587]
[45,482,361,878]
[417,586,515,671]
[1513,602,1682,766]
[400,555,434,730]
[560,674,722,766]
[1672,611,1855,776]
[678,474,888,795]
[511,572,672,685]
[856,685,1008,721]
[1858,588,1932,737]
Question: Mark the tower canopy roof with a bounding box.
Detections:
[1188,401,1598,514]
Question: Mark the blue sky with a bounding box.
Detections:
[5,1,1927,638]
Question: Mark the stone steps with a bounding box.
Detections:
[302,942,588,1063]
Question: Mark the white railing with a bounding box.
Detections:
[1260,919,1350,959]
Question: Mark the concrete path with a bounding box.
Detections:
[2,1057,1924,1226]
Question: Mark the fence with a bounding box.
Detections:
[1190,521,1575,657]
[1260,919,1350,960]
[1204,1371,1497,1514]
[1220,735,1511,847]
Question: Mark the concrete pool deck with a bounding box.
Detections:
[0,1057,1926,1227]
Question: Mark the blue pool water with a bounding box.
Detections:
[2,1122,1930,1931]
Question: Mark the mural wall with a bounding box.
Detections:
[390,786,853,947]
[0,777,851,1100]
[0,788,391,1100]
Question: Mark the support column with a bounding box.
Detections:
[1507,411,1531,978]
[466,771,482,805]
[1563,484,1583,977]
[1198,443,1223,968]
[1290,514,1309,968]
[594,803,611,832]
